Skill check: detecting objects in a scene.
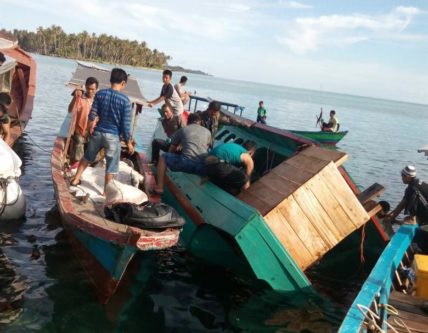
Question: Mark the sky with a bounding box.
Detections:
[2,0,428,104]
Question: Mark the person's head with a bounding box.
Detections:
[187,112,201,125]
[330,110,336,117]
[110,68,128,90]
[259,101,264,107]
[85,77,99,98]
[401,165,416,184]
[0,92,12,107]
[162,70,172,84]
[243,140,257,156]
[161,104,173,119]
[207,101,221,117]
[0,52,5,66]
[179,76,188,84]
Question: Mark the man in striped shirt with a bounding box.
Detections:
[71,68,134,194]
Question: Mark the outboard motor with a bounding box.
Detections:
[0,139,25,221]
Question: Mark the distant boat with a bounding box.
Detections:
[148,95,389,294]
[289,129,348,146]
[0,32,36,147]
[51,62,182,303]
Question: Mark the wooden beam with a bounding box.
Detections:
[357,183,385,205]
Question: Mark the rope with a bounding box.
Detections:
[0,177,22,217]
[360,224,366,263]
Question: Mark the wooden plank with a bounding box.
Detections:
[276,196,330,263]
[284,154,330,174]
[298,145,348,166]
[320,163,369,228]
[264,209,313,269]
[306,173,356,238]
[357,183,385,204]
[292,185,342,247]
[388,312,428,332]
[390,291,428,314]
[271,162,314,186]
[363,200,383,217]
[238,189,272,216]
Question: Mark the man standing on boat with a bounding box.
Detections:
[200,101,239,146]
[70,68,134,194]
[148,70,184,117]
[321,110,339,132]
[174,75,192,106]
[205,141,256,195]
[256,101,267,124]
[151,104,184,165]
[68,77,99,167]
[384,165,428,226]
[152,112,211,195]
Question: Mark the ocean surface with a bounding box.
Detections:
[1,54,428,332]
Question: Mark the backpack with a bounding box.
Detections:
[408,180,428,224]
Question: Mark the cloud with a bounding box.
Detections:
[278,1,312,10]
[278,6,425,54]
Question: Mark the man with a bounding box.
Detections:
[152,113,211,194]
[384,165,428,251]
[151,103,184,164]
[199,101,239,146]
[384,165,428,226]
[0,52,6,66]
[68,77,99,166]
[148,70,184,116]
[321,110,339,132]
[174,75,192,105]
[256,100,267,124]
[205,141,256,195]
[0,92,12,145]
[70,68,134,194]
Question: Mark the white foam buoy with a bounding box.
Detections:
[0,139,26,221]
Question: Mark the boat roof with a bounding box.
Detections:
[0,54,17,75]
[0,32,18,50]
[67,61,146,105]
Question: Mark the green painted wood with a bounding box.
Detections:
[290,130,348,145]
[236,215,312,290]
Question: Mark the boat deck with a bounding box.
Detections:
[387,291,428,332]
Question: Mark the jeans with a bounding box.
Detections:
[84,131,120,174]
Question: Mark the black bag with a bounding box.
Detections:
[408,181,428,225]
[105,202,185,229]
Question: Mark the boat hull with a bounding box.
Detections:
[290,130,348,146]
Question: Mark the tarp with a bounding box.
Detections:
[67,61,146,105]
[0,54,17,75]
[0,138,22,178]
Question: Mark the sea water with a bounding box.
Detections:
[1,54,427,332]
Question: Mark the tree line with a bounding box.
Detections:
[2,25,171,68]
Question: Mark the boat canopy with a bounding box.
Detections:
[67,61,146,105]
[0,35,18,50]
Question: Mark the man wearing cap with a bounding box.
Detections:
[384,165,428,226]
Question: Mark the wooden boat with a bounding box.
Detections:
[51,62,182,303]
[0,32,36,147]
[149,95,389,294]
[289,129,348,146]
[339,224,428,332]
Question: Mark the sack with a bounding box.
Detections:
[105,202,185,229]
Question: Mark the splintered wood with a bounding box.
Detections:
[239,145,370,270]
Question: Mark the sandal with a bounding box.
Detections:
[70,179,82,187]
[148,188,164,195]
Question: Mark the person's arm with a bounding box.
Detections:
[1,122,11,145]
[87,93,99,135]
[121,98,134,154]
[68,89,83,113]
[240,153,254,190]
[147,95,165,108]
[384,198,407,223]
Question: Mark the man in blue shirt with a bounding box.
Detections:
[71,68,134,194]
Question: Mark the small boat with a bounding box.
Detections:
[339,224,428,332]
[0,32,36,147]
[51,62,183,303]
[149,95,389,294]
[289,129,348,146]
[0,139,25,221]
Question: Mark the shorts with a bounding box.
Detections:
[205,161,248,195]
[84,131,120,174]
[162,153,205,175]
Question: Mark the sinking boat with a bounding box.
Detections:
[149,95,389,293]
[51,62,183,303]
